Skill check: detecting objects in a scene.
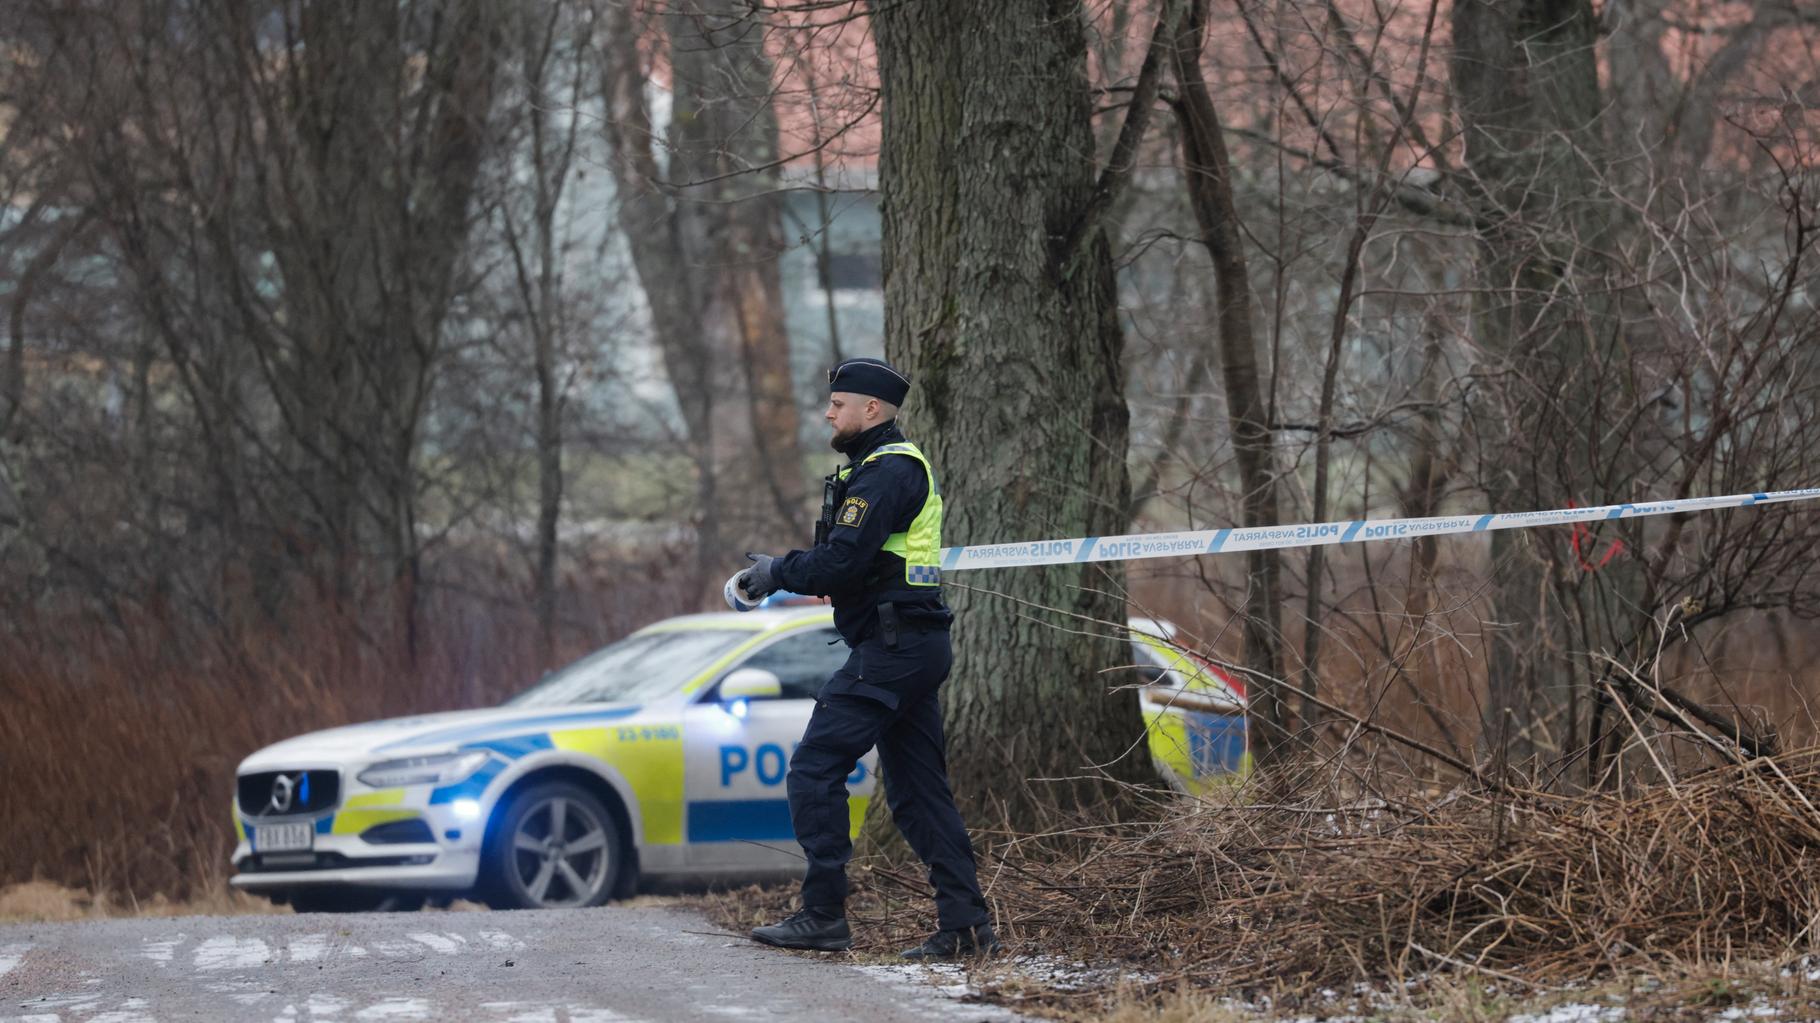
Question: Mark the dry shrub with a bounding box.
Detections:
[0,880,108,922]
[0,548,699,904]
[0,879,286,921]
[847,749,1820,1003]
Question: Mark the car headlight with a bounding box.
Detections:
[357,751,492,788]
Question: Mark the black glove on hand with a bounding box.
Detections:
[740,552,780,599]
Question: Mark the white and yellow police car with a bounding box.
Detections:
[230,606,1246,912]
[1128,615,1251,792]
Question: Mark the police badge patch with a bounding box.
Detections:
[837,496,869,527]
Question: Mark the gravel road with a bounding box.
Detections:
[0,905,1026,1022]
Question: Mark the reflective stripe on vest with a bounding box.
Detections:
[853,441,943,587]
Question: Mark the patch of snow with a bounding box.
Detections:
[86,1008,157,1023]
[15,991,103,1011]
[477,930,526,951]
[999,953,1155,992]
[286,933,329,963]
[566,1010,644,1023]
[204,980,263,993]
[854,962,971,998]
[1715,1000,1782,1020]
[1508,1006,1623,1023]
[406,932,465,955]
[0,942,28,980]
[482,1005,557,1023]
[308,993,351,1016]
[139,935,183,966]
[475,1001,635,1023]
[192,935,271,971]
[353,997,433,1020]
[850,963,1023,1019]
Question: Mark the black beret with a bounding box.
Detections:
[827,357,910,406]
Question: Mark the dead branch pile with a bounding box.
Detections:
[928,750,1820,995]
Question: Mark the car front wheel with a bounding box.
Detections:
[482,782,622,910]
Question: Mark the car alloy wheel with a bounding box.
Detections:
[487,782,620,909]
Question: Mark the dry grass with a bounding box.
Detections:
[0,880,503,921]
[960,752,1820,999]
[1050,958,1820,1021]
[0,879,287,922]
[0,608,537,905]
[1043,962,1820,1022]
[701,735,1820,1017]
[0,555,697,905]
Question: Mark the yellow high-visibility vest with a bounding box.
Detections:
[839,441,943,587]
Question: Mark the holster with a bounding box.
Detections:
[877,601,901,651]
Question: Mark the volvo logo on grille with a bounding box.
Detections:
[267,772,302,815]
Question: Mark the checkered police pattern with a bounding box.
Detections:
[906,565,942,585]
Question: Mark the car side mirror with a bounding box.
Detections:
[720,668,783,702]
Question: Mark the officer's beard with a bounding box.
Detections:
[829,425,860,451]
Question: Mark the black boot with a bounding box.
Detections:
[901,922,1001,959]
[750,907,852,952]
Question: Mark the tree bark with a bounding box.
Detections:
[868,0,1156,830]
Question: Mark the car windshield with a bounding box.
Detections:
[504,629,753,707]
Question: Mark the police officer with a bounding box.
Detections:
[737,357,999,959]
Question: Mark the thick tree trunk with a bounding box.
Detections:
[1453,0,1618,767]
[1169,0,1289,761]
[868,0,1154,831]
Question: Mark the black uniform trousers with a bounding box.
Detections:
[786,625,989,931]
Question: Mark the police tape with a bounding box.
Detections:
[936,487,1820,573]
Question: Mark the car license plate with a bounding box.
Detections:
[256,822,314,852]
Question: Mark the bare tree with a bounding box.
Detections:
[599,0,806,590]
[1,0,504,642]
[493,0,600,664]
[1169,0,1291,760]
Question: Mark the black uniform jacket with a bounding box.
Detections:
[774,419,951,645]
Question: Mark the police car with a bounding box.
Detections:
[230,606,1246,912]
